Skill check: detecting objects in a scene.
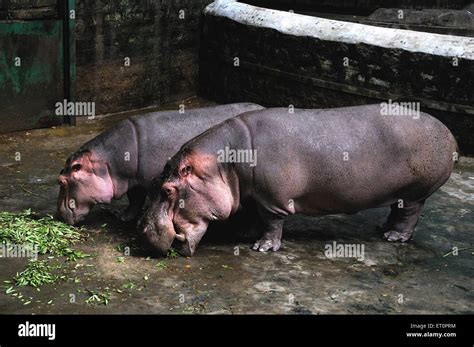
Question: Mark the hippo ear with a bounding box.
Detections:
[178,164,192,178]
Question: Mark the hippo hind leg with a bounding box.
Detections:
[383,200,425,242]
[252,207,284,252]
[113,186,147,222]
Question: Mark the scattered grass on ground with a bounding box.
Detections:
[14,260,61,287]
[167,248,179,259]
[84,289,111,306]
[0,210,90,304]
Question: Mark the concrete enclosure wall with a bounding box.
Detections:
[199,1,474,153]
[245,0,471,13]
[75,0,213,114]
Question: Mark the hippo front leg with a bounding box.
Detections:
[252,208,285,252]
[114,186,147,222]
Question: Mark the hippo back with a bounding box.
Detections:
[129,103,264,189]
[237,105,457,212]
[77,103,263,193]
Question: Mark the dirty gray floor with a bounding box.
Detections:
[0,98,472,314]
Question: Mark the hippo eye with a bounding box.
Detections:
[163,187,173,196]
[71,164,82,172]
[179,165,192,177]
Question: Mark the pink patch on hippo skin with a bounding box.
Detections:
[58,176,68,187]
[56,151,115,225]
[69,154,115,204]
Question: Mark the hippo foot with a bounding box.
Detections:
[383,230,413,242]
[252,238,281,252]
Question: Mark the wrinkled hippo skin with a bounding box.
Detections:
[56,103,264,225]
[142,104,458,256]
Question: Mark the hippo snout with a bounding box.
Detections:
[56,203,89,226]
[141,222,176,255]
[55,211,66,223]
[56,206,75,225]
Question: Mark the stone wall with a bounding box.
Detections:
[75,0,213,114]
[199,2,474,154]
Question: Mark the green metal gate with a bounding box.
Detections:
[0,0,75,133]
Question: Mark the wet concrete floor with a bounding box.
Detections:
[0,98,472,314]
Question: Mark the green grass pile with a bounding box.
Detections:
[0,210,88,288]
[0,209,84,257]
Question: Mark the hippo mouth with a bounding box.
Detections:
[142,222,187,255]
[142,196,200,256]
[141,215,195,256]
[141,199,184,255]
[57,186,91,226]
[172,226,192,256]
[171,223,207,257]
[57,204,86,226]
[57,187,77,225]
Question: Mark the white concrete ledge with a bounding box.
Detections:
[205,1,474,59]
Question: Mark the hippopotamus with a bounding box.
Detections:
[141,104,458,256]
[56,103,264,225]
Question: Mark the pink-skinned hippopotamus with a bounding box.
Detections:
[56,103,264,225]
[141,104,458,256]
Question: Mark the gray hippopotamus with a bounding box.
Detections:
[141,104,458,256]
[56,103,264,225]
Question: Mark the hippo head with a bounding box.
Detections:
[57,150,115,225]
[141,149,239,256]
